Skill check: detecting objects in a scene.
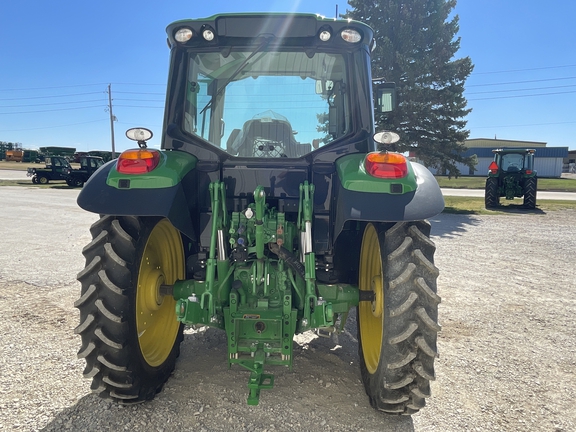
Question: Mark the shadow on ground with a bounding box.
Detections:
[41,318,415,432]
[487,204,546,215]
[429,213,481,238]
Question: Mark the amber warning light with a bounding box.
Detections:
[364,152,408,179]
[117,149,160,174]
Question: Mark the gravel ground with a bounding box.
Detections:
[0,186,575,431]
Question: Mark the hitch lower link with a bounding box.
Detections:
[170,182,355,405]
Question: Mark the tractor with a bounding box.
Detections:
[74,13,444,415]
[485,148,537,209]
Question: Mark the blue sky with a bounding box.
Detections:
[1,0,575,153]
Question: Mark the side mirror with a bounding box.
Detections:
[375,82,396,113]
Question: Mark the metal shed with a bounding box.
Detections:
[455,147,569,177]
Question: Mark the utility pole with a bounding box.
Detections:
[107,84,116,159]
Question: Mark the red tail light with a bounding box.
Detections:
[364,152,408,179]
[117,149,160,174]
[525,170,532,175]
[488,161,498,174]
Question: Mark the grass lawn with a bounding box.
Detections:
[2,178,575,215]
[435,176,576,192]
[0,161,81,170]
[0,161,41,170]
[442,196,576,214]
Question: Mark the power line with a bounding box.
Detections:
[471,64,576,75]
[114,91,165,95]
[0,91,104,101]
[0,83,109,92]
[0,105,105,115]
[116,120,163,128]
[115,105,164,109]
[467,76,576,88]
[0,118,108,132]
[0,99,106,108]
[114,98,165,102]
[472,121,576,129]
[111,82,165,87]
[467,84,576,95]
[468,90,576,101]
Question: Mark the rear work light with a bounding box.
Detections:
[175,27,193,43]
[341,29,362,43]
[117,149,161,174]
[488,161,499,174]
[364,152,408,179]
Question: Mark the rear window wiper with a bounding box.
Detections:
[199,38,271,116]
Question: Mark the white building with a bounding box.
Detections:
[429,138,568,178]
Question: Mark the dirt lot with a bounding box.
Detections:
[0,186,575,431]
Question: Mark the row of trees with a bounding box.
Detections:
[0,141,23,149]
[346,0,475,177]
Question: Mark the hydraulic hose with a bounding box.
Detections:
[268,242,306,280]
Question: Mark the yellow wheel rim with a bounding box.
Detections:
[136,219,184,367]
[358,223,384,374]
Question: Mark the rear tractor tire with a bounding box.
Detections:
[75,216,185,403]
[523,177,537,209]
[485,177,499,208]
[358,221,441,415]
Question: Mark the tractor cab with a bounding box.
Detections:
[489,148,535,174]
[485,148,537,208]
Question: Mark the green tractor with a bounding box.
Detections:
[74,13,444,415]
[485,148,537,209]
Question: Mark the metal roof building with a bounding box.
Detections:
[427,138,569,178]
[465,138,547,148]
[457,146,569,177]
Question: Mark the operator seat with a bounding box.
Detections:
[237,118,295,157]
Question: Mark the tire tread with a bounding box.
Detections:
[358,221,440,415]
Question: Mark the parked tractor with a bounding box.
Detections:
[485,148,537,209]
[65,156,104,187]
[27,156,70,184]
[74,13,444,415]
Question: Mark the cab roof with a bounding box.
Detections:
[166,13,374,49]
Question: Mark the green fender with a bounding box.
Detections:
[77,150,198,240]
[333,153,444,236]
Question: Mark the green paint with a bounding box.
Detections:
[106,150,197,189]
[335,153,418,193]
[169,181,361,405]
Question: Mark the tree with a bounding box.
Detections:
[345,0,475,177]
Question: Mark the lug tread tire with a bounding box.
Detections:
[485,177,499,208]
[358,221,440,415]
[523,177,537,209]
[75,216,184,404]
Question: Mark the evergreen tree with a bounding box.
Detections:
[345,0,474,177]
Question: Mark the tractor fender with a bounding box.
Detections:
[77,154,198,241]
[333,161,444,238]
